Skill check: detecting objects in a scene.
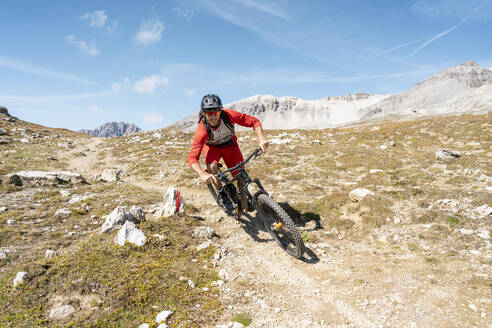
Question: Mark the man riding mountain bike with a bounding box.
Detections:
[188,94,269,211]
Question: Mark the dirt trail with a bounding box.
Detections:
[58,137,490,328]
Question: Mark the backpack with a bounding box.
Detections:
[198,110,235,142]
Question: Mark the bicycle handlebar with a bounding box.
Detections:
[217,148,262,178]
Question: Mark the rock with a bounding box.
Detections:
[68,194,93,204]
[349,188,375,202]
[6,171,87,186]
[193,226,215,239]
[95,168,122,182]
[45,250,57,258]
[0,207,7,213]
[114,221,146,246]
[155,186,185,218]
[432,199,463,214]
[0,137,12,144]
[0,105,9,115]
[197,240,212,251]
[0,128,7,135]
[157,324,169,328]
[101,206,142,233]
[188,280,196,288]
[156,310,174,323]
[369,169,383,174]
[49,305,75,319]
[130,205,146,222]
[139,324,150,328]
[13,271,27,287]
[7,219,16,225]
[232,322,245,328]
[473,204,492,218]
[54,208,72,218]
[459,229,474,235]
[435,148,461,162]
[59,190,71,197]
[20,138,29,143]
[218,269,228,281]
[476,230,490,240]
[0,249,10,259]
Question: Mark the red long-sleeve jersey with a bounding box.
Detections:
[188,108,261,167]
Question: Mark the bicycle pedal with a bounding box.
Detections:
[274,222,284,231]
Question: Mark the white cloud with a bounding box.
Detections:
[88,104,100,112]
[133,75,169,93]
[65,35,99,56]
[124,77,131,84]
[174,6,195,20]
[0,55,93,84]
[144,112,164,124]
[134,17,164,46]
[80,10,119,34]
[112,82,121,92]
[185,88,194,97]
[81,10,108,28]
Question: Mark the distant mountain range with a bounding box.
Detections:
[79,122,141,138]
[171,61,491,131]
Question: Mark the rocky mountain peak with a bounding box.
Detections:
[79,122,141,138]
[0,106,10,116]
[419,61,492,88]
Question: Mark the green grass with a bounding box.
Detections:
[232,313,252,326]
[0,217,222,328]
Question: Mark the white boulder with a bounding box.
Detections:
[435,148,461,162]
[197,240,212,251]
[101,206,144,233]
[193,226,215,239]
[7,171,86,186]
[349,188,375,202]
[95,168,122,183]
[155,186,185,218]
[114,221,146,246]
[45,250,57,258]
[13,271,27,287]
[156,310,174,323]
[473,204,492,218]
[49,305,75,319]
[55,208,72,218]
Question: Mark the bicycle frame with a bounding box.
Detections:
[215,148,268,210]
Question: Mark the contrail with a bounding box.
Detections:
[410,1,489,56]
[369,36,431,59]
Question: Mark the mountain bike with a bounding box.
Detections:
[207,148,304,259]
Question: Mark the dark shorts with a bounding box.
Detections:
[203,141,244,176]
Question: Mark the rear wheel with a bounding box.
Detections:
[255,194,304,259]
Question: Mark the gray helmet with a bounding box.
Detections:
[201,94,223,112]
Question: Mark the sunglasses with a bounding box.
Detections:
[205,110,220,117]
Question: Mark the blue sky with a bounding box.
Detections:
[1,0,491,131]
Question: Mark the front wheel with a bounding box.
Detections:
[255,194,304,259]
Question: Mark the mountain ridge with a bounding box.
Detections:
[79,122,141,138]
[171,61,491,131]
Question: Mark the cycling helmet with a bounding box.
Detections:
[201,94,223,112]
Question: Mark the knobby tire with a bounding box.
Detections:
[256,194,304,259]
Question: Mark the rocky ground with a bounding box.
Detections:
[0,111,491,327]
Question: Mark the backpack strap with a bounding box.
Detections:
[220,110,234,132]
[199,110,235,142]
